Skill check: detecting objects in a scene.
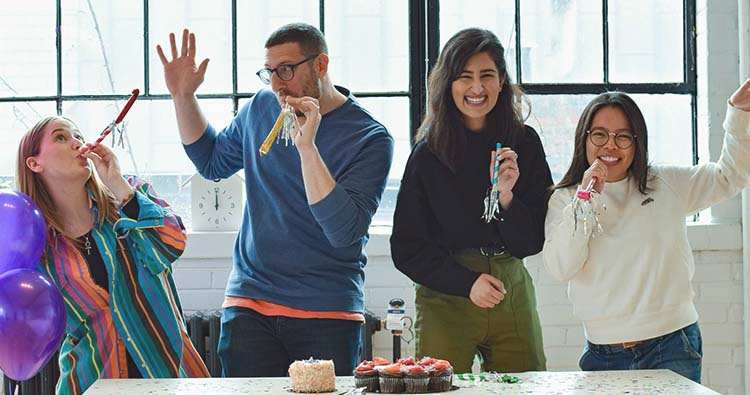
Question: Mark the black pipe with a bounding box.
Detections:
[392,334,401,361]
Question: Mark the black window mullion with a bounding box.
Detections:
[408,0,427,143]
[0,96,60,103]
[684,0,698,165]
[602,0,609,85]
[353,91,410,98]
[143,0,150,96]
[231,0,238,113]
[514,0,522,84]
[56,0,62,115]
[319,0,325,34]
[426,0,439,74]
[684,0,697,88]
[521,83,692,95]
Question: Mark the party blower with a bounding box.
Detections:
[79,88,139,156]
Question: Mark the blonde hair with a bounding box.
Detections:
[16,116,120,241]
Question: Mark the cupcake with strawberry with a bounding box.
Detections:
[372,356,390,367]
[403,364,430,393]
[428,359,453,392]
[417,356,437,367]
[377,363,405,393]
[353,360,379,392]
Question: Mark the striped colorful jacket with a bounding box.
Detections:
[40,178,209,394]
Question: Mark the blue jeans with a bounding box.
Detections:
[217,306,362,377]
[579,322,702,383]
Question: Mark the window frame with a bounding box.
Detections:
[0,0,699,225]
[0,0,697,159]
[0,0,412,120]
[418,0,698,164]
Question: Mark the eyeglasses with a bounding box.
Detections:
[586,127,636,149]
[256,55,319,85]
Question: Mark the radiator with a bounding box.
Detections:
[3,309,382,394]
[184,310,223,377]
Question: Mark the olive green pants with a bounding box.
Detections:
[414,250,546,373]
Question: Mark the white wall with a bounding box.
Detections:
[694,1,746,392]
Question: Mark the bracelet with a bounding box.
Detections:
[118,188,135,208]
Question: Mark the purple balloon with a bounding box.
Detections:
[0,268,65,381]
[0,190,46,273]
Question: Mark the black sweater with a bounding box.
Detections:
[390,125,553,298]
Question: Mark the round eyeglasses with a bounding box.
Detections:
[256,55,318,85]
[586,127,636,149]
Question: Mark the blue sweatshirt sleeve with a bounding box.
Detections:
[182,104,248,180]
[309,128,393,248]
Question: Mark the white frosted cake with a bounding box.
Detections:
[288,358,336,393]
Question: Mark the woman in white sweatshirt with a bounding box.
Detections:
[543,81,750,383]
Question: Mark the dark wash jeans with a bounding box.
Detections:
[579,322,703,383]
[217,305,362,377]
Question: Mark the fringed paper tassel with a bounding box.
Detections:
[277,102,297,147]
[482,143,503,223]
[572,179,605,236]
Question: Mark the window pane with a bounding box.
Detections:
[525,94,693,184]
[0,176,13,190]
[325,0,408,92]
[61,0,143,95]
[609,1,683,83]
[439,0,517,82]
[144,174,194,230]
[236,0,318,94]
[357,96,409,226]
[631,94,692,166]
[525,95,596,182]
[0,2,57,97]
[62,98,234,175]
[149,0,232,94]
[521,0,603,83]
[0,101,58,177]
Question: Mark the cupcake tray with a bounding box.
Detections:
[335,385,460,394]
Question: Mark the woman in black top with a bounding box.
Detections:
[390,28,552,373]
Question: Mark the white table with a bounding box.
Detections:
[84,370,719,394]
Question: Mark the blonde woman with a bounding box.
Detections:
[16,116,209,394]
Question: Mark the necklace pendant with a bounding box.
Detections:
[84,236,92,255]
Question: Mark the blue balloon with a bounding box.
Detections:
[0,190,46,274]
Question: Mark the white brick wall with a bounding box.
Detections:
[699,0,742,223]
[176,223,745,394]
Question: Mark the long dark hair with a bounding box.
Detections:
[416,28,526,173]
[555,92,652,194]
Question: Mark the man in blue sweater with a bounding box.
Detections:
[156,24,393,377]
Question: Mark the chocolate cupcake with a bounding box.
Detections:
[353,361,378,392]
[428,359,453,392]
[403,364,430,393]
[377,363,405,393]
